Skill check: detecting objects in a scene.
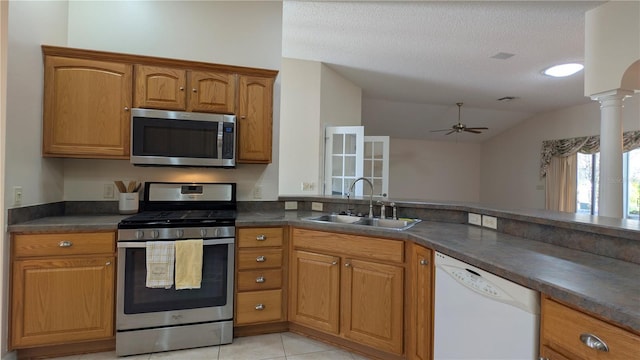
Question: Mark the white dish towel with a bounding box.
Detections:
[146,241,175,289]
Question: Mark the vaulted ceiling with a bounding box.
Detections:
[282,1,605,142]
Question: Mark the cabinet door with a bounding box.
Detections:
[342,258,404,355]
[188,71,236,113]
[43,56,131,158]
[540,346,573,360]
[134,65,186,110]
[237,75,274,163]
[11,256,115,348]
[407,244,433,360]
[289,250,340,334]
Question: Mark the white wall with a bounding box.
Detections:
[480,96,640,209]
[320,64,362,128]
[389,138,481,202]
[4,1,68,209]
[62,1,283,201]
[278,58,322,195]
[278,59,363,196]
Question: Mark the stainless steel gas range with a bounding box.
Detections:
[116,182,236,356]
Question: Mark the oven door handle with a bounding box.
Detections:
[117,238,234,248]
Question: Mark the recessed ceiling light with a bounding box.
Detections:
[543,63,584,77]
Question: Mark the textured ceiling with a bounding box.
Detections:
[282,1,606,142]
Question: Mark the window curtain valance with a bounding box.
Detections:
[540,130,640,178]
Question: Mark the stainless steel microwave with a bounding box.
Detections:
[130,108,236,168]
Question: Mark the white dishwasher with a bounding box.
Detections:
[434,252,540,360]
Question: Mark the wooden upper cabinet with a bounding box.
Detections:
[188,71,236,114]
[134,65,187,110]
[43,56,132,158]
[237,75,274,164]
[134,66,236,113]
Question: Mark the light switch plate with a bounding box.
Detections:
[468,213,482,226]
[482,215,498,229]
[311,202,323,211]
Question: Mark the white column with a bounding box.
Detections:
[591,90,633,218]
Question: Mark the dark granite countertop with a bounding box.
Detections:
[8,210,639,333]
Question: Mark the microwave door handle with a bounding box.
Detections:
[217,121,223,161]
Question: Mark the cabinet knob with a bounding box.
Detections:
[420,259,429,265]
[344,263,351,267]
[192,88,197,93]
[256,255,266,262]
[331,261,338,265]
[124,107,130,111]
[58,240,73,247]
[106,261,111,266]
[256,234,266,241]
[179,86,184,91]
[580,333,609,352]
[240,115,247,119]
[255,276,265,283]
[255,304,265,311]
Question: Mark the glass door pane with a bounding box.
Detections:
[325,126,364,196]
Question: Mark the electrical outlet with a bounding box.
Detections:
[103,184,115,199]
[301,182,315,191]
[13,186,23,206]
[482,215,498,229]
[311,202,323,211]
[253,185,263,199]
[285,201,298,210]
[468,213,482,226]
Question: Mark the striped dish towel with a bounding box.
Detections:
[146,241,175,289]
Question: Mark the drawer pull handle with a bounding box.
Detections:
[256,234,266,241]
[420,259,429,265]
[58,241,73,247]
[580,333,609,352]
[255,276,265,283]
[256,256,266,262]
[255,304,265,311]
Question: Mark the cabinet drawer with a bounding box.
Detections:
[236,289,282,325]
[292,228,404,263]
[237,269,282,291]
[542,297,639,360]
[13,232,115,258]
[238,227,283,248]
[237,248,282,270]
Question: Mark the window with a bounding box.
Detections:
[577,148,640,219]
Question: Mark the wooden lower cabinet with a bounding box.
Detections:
[406,243,433,360]
[10,232,116,351]
[289,228,405,357]
[290,250,340,334]
[540,295,640,360]
[235,227,287,333]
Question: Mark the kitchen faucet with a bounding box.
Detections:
[348,177,374,218]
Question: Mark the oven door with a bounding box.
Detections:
[116,238,234,331]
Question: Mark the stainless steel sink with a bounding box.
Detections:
[303,214,421,231]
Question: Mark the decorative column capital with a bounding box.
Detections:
[590,89,634,102]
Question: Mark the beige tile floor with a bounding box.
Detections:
[48,333,371,360]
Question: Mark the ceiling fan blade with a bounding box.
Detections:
[430,129,452,132]
[445,129,457,135]
[464,129,483,134]
[465,127,489,130]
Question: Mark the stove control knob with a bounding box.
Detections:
[176,229,184,238]
[200,229,208,238]
[150,230,159,239]
[135,230,144,239]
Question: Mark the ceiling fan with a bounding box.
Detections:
[431,102,489,135]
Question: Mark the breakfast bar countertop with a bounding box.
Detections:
[7,209,640,333]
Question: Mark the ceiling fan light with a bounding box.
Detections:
[543,63,584,77]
